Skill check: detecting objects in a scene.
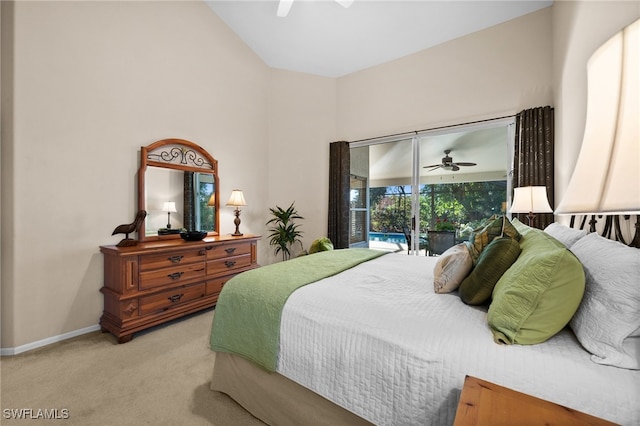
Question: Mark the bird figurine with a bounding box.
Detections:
[112,210,147,247]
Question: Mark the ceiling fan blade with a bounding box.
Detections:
[423,164,441,170]
[451,165,460,171]
[335,0,354,8]
[277,0,294,17]
[453,162,477,167]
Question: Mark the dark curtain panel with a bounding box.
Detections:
[513,106,554,229]
[184,171,195,231]
[328,141,350,248]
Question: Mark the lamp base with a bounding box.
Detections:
[232,208,243,236]
[526,212,535,226]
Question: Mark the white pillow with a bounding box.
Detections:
[569,233,640,369]
[544,222,587,248]
[433,243,473,293]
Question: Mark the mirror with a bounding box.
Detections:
[138,139,220,241]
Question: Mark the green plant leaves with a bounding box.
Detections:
[266,202,304,261]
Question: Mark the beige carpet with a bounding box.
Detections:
[0,309,265,425]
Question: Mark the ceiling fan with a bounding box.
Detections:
[423,150,477,172]
[278,0,354,17]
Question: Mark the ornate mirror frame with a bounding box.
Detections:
[138,138,220,242]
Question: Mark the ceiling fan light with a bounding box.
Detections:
[277,0,294,17]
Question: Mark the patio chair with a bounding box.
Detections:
[403,226,429,255]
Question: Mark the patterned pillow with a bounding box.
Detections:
[466,215,521,264]
[433,243,473,293]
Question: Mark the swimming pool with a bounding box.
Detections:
[368,232,407,244]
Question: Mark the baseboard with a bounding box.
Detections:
[0,324,101,356]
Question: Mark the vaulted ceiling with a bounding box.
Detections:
[206,0,552,78]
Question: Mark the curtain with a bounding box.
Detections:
[184,172,194,231]
[513,106,554,229]
[328,141,350,248]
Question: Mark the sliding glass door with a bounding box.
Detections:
[350,137,418,252]
[349,118,514,255]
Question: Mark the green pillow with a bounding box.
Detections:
[459,237,521,305]
[487,219,585,345]
[510,217,532,235]
[308,237,334,254]
[466,215,521,265]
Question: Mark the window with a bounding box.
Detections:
[349,175,367,246]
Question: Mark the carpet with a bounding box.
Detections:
[0,309,265,425]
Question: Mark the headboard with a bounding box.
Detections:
[570,215,640,248]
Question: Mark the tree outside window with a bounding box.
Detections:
[369,181,506,240]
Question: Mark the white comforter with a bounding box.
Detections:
[277,253,640,426]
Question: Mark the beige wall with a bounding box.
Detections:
[266,69,337,263]
[2,0,637,351]
[336,7,553,141]
[1,1,270,349]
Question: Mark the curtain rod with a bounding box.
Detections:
[349,114,516,147]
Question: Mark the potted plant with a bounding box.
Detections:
[266,202,304,261]
[429,218,457,255]
[434,218,457,232]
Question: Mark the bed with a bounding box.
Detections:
[209,217,640,426]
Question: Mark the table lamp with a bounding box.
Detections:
[510,186,552,226]
[162,201,177,229]
[226,190,247,236]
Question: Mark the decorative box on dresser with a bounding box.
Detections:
[100,234,259,343]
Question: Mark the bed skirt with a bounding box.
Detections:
[210,351,373,426]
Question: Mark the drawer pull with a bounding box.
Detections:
[224,260,236,268]
[168,255,183,263]
[167,294,184,303]
[225,247,236,254]
[168,272,184,280]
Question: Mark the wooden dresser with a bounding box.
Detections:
[100,234,259,343]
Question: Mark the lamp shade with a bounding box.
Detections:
[556,18,640,215]
[226,190,247,207]
[510,186,553,214]
[207,194,216,207]
[162,201,177,213]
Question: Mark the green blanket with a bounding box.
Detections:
[209,248,386,371]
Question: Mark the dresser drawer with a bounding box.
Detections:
[139,262,205,290]
[206,275,233,296]
[139,248,205,271]
[139,283,206,316]
[205,241,252,260]
[207,253,251,276]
